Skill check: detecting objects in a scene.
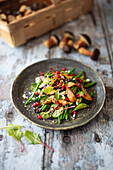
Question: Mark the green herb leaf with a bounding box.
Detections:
[80,76,84,80]
[43,78,51,84]
[24,130,54,151]
[40,96,48,105]
[44,86,54,94]
[5,124,22,142]
[24,130,42,144]
[30,84,37,92]
[40,111,52,119]
[59,95,62,99]
[55,89,59,101]
[52,107,64,118]
[73,103,89,111]
[71,86,77,94]
[77,91,84,96]
[0,124,21,130]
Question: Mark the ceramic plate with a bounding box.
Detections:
[12,59,105,130]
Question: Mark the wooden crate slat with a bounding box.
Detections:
[0,0,93,47]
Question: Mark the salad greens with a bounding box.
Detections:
[24,67,96,124]
[0,124,54,152]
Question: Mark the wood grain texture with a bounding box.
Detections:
[0,0,113,170]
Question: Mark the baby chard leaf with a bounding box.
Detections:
[24,130,54,151]
[40,111,52,119]
[55,89,59,101]
[4,124,22,142]
[74,103,89,111]
[44,86,54,94]
[24,130,42,144]
[2,124,22,152]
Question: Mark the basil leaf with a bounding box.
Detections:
[55,89,59,101]
[24,130,42,144]
[73,103,89,111]
[44,86,54,94]
[6,124,22,143]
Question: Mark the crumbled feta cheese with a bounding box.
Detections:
[73,114,76,118]
[76,101,79,105]
[22,94,28,99]
[62,95,65,100]
[86,79,90,82]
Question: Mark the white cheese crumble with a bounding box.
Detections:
[76,101,79,105]
[22,94,28,99]
[86,79,90,82]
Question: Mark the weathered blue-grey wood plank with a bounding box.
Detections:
[42,0,113,169]
[0,34,50,170]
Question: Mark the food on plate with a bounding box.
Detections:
[24,67,96,124]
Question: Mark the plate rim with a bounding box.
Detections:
[11,58,106,130]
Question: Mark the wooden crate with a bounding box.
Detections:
[0,0,93,47]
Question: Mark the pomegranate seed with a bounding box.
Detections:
[35,91,39,95]
[73,111,77,115]
[72,73,76,76]
[79,79,83,83]
[78,84,81,89]
[55,85,58,89]
[38,115,43,120]
[51,76,54,79]
[56,71,60,74]
[33,103,37,107]
[76,77,80,81]
[66,98,69,101]
[76,94,80,98]
[58,74,61,78]
[40,72,44,76]
[36,102,40,106]
[61,86,65,90]
[62,68,66,71]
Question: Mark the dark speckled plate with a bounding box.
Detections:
[12,59,105,130]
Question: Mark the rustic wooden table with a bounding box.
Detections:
[0,0,113,170]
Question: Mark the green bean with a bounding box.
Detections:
[84,82,96,88]
[83,80,86,85]
[41,104,47,111]
[90,93,94,97]
[58,116,61,124]
[75,70,83,78]
[67,67,76,75]
[25,80,42,105]
[34,97,40,102]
